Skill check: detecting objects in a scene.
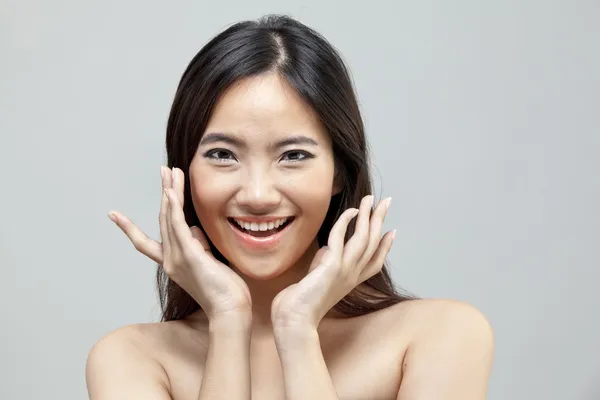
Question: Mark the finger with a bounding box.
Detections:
[308,245,329,273]
[165,187,196,251]
[172,167,184,206]
[163,165,173,189]
[163,168,180,251]
[159,167,172,260]
[327,208,360,255]
[164,187,189,270]
[360,229,396,282]
[359,197,391,267]
[108,210,163,264]
[164,188,178,250]
[343,195,374,265]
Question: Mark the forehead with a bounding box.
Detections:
[205,72,328,144]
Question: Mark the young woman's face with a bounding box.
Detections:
[189,72,339,280]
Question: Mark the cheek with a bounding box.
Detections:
[189,168,234,225]
[285,168,335,218]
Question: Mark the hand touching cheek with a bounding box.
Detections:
[271,195,395,330]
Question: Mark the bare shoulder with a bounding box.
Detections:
[85,323,174,399]
[392,299,495,399]
[342,298,493,353]
[392,298,493,335]
[386,298,494,355]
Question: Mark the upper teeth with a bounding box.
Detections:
[233,218,289,231]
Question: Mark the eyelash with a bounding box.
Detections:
[203,149,314,163]
[203,149,236,163]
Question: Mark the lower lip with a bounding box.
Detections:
[228,219,294,251]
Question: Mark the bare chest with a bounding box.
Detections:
[160,322,407,400]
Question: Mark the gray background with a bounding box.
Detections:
[1,1,598,399]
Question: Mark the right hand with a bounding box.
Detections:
[107,166,252,320]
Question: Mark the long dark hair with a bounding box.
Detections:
[158,14,416,322]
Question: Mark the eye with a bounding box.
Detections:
[204,148,237,163]
[280,150,313,162]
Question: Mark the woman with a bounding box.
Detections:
[86,14,494,400]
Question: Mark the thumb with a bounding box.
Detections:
[308,246,329,273]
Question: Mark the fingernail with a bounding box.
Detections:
[386,197,392,210]
[160,166,165,179]
[171,167,176,182]
[108,211,118,223]
[391,229,397,240]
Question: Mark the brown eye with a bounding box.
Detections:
[280,150,313,162]
[204,149,237,163]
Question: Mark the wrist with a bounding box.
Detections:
[274,323,319,345]
[209,311,252,335]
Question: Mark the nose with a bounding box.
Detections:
[235,167,282,214]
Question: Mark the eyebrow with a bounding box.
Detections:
[199,132,319,149]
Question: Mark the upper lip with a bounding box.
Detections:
[228,216,294,223]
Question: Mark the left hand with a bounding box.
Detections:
[271,195,395,330]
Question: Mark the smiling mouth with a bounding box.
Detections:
[227,217,295,238]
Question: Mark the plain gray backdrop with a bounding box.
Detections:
[1,1,598,399]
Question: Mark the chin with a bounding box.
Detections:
[228,251,303,281]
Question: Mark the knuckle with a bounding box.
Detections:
[162,261,175,275]
[164,258,185,279]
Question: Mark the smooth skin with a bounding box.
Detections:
[86,72,494,399]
